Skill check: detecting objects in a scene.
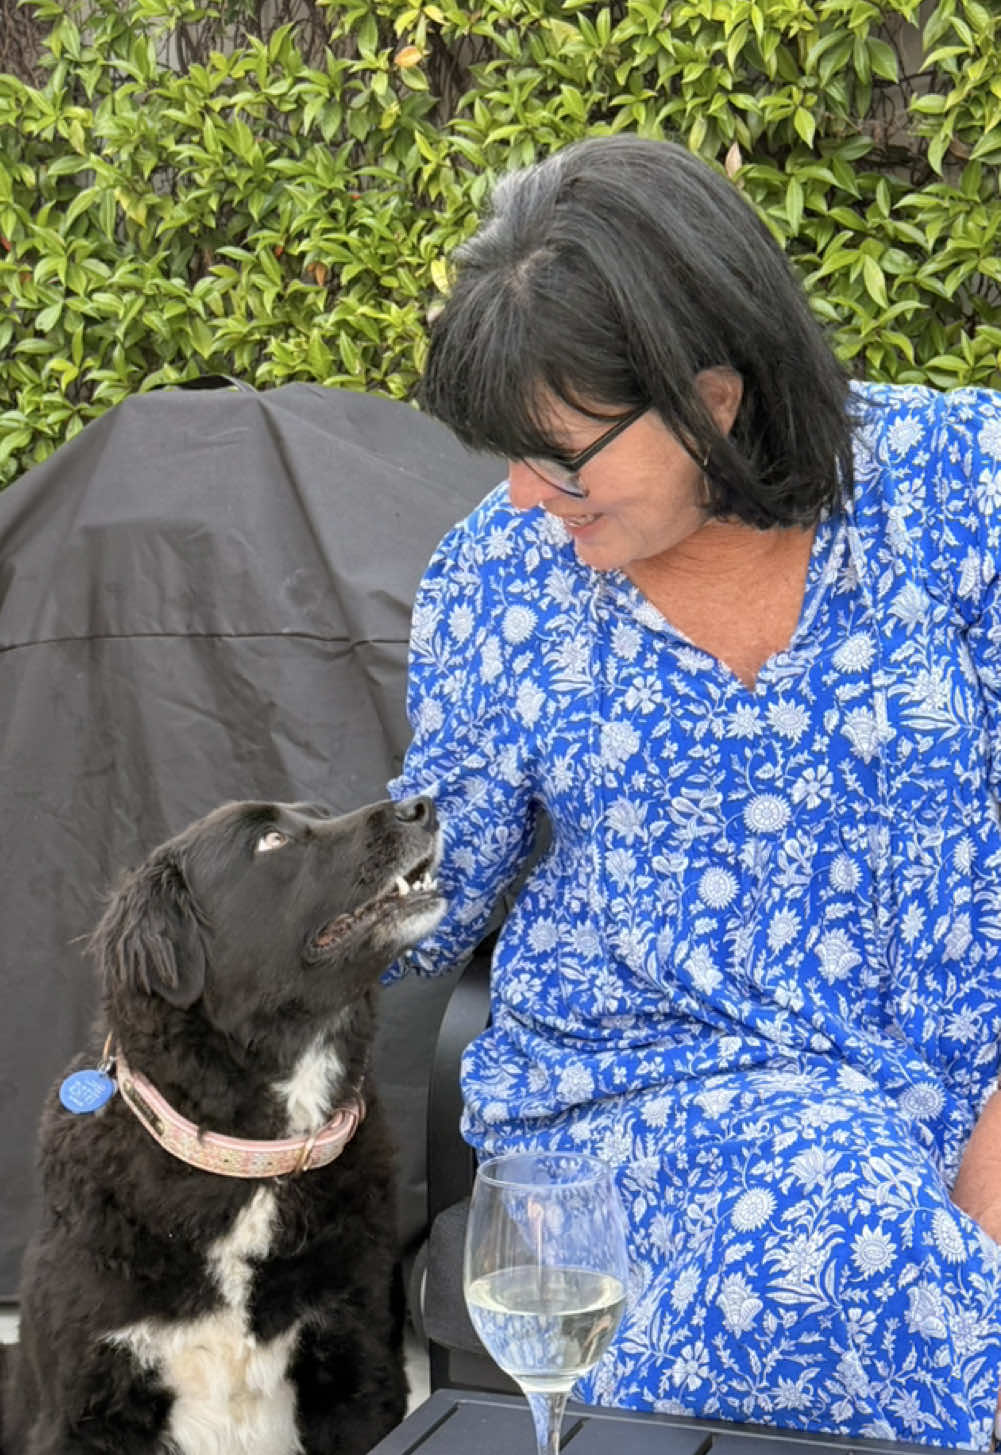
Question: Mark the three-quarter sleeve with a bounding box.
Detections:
[384,506,541,979]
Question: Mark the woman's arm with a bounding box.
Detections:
[951,1090,1001,1241]
[385,505,541,980]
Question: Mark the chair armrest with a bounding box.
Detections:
[426,933,494,1226]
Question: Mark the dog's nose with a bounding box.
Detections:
[394,795,436,830]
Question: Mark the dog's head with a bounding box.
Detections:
[91,796,444,1044]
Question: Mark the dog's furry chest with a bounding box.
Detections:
[107,1186,303,1455]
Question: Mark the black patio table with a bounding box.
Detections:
[367,1388,948,1455]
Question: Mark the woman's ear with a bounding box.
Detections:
[695,367,743,436]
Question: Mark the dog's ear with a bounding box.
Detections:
[89,851,208,1007]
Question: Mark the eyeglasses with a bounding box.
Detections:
[522,402,648,499]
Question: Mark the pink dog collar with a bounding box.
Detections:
[114,1050,364,1179]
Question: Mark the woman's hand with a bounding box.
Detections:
[951,1087,1001,1242]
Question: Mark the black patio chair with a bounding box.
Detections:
[412,941,517,1394]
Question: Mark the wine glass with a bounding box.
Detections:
[463,1150,629,1455]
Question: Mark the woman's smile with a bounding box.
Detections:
[559,509,601,531]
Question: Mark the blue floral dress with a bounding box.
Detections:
[387,382,1001,1447]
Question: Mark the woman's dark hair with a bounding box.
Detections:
[420,136,857,527]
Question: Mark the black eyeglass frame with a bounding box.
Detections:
[522,402,649,499]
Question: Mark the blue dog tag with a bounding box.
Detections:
[59,1069,116,1114]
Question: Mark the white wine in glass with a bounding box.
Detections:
[464,1151,629,1455]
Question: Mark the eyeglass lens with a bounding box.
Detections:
[524,459,587,497]
[520,404,647,499]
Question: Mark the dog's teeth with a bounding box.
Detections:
[393,870,439,897]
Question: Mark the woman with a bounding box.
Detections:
[387,136,1001,1444]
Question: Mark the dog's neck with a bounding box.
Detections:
[114,1046,365,1179]
[273,1032,355,1137]
[107,999,373,1143]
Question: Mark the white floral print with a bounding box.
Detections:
[731,1188,776,1231]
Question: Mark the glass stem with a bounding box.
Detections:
[525,1391,570,1455]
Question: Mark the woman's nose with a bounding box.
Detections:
[507,460,560,512]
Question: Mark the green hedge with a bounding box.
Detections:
[1,0,999,487]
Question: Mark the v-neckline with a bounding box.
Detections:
[604,511,844,697]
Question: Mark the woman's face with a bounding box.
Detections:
[506,370,741,573]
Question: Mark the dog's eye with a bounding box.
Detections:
[255,829,289,854]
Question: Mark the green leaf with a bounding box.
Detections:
[560,86,586,122]
[910,92,948,115]
[47,154,88,178]
[927,131,950,175]
[430,257,450,293]
[338,333,363,373]
[307,332,332,374]
[971,131,1001,161]
[188,317,214,359]
[862,255,888,307]
[880,248,913,275]
[867,39,899,84]
[99,190,116,238]
[726,23,749,71]
[785,175,804,234]
[0,429,32,465]
[817,36,853,86]
[852,33,870,85]
[259,247,283,286]
[959,161,983,197]
[114,189,148,226]
[64,186,100,228]
[882,330,915,364]
[398,66,429,91]
[36,301,63,332]
[793,108,815,146]
[15,338,57,356]
[688,114,707,152]
[965,0,993,34]
[831,136,872,161]
[357,14,379,58]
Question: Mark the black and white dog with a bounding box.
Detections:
[1,795,443,1455]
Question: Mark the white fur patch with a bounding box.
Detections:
[209,1187,279,1309]
[275,1034,347,1135]
[378,901,446,956]
[106,1188,303,1455]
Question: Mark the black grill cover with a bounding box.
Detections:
[0,383,501,1300]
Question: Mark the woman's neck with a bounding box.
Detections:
[626,518,818,690]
